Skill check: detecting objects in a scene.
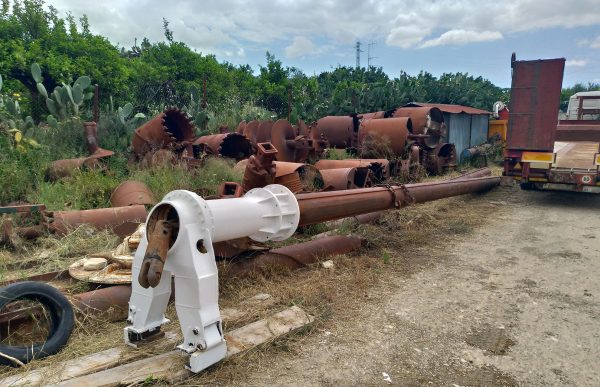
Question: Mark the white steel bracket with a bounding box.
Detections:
[124,185,299,373]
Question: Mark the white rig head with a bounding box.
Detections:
[124,184,299,373]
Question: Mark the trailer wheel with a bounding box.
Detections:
[0,281,74,366]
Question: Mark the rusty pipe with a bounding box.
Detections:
[47,205,147,238]
[70,285,132,321]
[448,168,493,180]
[296,176,500,226]
[223,235,365,277]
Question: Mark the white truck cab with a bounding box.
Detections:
[566,91,600,120]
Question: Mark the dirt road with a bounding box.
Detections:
[238,184,600,386]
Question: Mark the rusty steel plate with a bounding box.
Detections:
[507,56,565,151]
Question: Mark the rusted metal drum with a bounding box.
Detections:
[393,107,445,148]
[193,132,252,160]
[314,159,391,181]
[320,168,356,190]
[110,181,155,207]
[313,116,358,148]
[358,117,411,157]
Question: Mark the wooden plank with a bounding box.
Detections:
[0,293,277,386]
[53,306,313,387]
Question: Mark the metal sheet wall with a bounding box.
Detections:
[470,115,489,147]
[447,113,472,162]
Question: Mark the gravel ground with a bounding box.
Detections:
[237,184,600,386]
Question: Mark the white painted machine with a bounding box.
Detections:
[124,185,299,373]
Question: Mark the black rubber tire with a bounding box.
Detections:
[0,281,74,366]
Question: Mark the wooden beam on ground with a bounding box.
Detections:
[0,293,279,387]
[53,306,313,387]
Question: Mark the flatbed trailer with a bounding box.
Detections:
[503,54,600,193]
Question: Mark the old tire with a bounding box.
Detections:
[0,281,74,366]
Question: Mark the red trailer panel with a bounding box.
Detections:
[507,57,565,151]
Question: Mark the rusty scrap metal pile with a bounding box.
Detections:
[0,105,498,366]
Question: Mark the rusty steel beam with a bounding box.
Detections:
[555,122,600,142]
[47,205,147,238]
[110,181,155,207]
[295,176,500,226]
[223,235,366,277]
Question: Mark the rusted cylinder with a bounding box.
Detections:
[193,133,252,160]
[296,176,500,226]
[70,285,132,321]
[45,157,104,181]
[83,121,99,155]
[313,116,358,148]
[315,159,391,181]
[321,168,356,190]
[224,235,365,277]
[48,205,147,238]
[110,181,155,207]
[132,107,195,157]
[359,111,386,120]
[393,107,445,148]
[358,117,411,156]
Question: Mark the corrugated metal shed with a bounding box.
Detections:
[403,102,491,162]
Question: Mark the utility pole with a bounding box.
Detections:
[367,42,377,68]
[355,41,362,69]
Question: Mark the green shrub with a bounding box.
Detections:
[32,168,121,210]
[0,130,50,205]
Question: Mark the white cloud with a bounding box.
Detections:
[420,30,503,48]
[42,0,600,57]
[565,59,589,67]
[285,36,319,59]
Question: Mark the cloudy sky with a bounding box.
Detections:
[45,0,600,87]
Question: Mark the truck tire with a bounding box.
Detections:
[0,281,74,366]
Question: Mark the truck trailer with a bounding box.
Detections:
[503,54,600,193]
